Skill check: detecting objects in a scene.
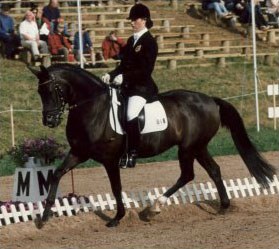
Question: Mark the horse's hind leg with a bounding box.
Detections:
[196,148,230,209]
[152,147,195,212]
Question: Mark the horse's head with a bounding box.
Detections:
[29,65,67,128]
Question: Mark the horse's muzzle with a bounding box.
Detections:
[43,112,62,128]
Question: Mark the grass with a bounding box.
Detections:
[0,59,278,176]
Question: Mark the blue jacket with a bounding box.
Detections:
[73,31,93,50]
[0,13,14,37]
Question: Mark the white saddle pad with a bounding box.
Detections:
[109,88,168,135]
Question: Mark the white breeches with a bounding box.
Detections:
[127,95,146,121]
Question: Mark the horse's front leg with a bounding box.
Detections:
[35,152,84,229]
[104,163,125,227]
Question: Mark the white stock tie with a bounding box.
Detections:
[133,35,138,46]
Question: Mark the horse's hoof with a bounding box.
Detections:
[34,217,45,229]
[221,200,230,209]
[138,207,160,222]
[147,207,161,218]
[149,205,161,214]
[106,219,120,227]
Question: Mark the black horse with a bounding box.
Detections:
[29,64,275,228]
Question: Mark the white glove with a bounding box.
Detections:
[101,73,111,84]
[113,74,123,85]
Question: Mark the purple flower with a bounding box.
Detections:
[7,137,66,167]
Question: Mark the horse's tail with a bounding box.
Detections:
[213,97,276,187]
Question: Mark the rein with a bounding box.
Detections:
[40,74,109,113]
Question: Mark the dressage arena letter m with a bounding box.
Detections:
[12,166,60,202]
[37,170,55,195]
[16,171,31,196]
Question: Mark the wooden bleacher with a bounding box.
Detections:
[1,0,278,68]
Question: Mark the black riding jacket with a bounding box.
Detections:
[109,31,158,100]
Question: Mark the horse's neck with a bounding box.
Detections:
[67,77,107,107]
[67,85,110,143]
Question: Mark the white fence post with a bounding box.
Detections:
[10,104,15,147]
[267,84,279,130]
[1,175,278,227]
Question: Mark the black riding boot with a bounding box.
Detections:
[118,114,141,169]
[126,117,140,168]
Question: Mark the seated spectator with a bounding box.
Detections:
[0,4,20,59]
[266,0,279,15]
[224,0,236,11]
[42,0,68,35]
[202,0,233,19]
[73,25,96,66]
[31,6,49,42]
[235,0,270,30]
[19,10,49,61]
[266,0,279,26]
[48,22,72,62]
[102,31,126,61]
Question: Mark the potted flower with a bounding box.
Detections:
[8,137,66,167]
[7,137,66,202]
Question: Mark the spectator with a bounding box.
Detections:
[102,31,126,61]
[266,0,279,15]
[202,0,233,19]
[31,6,49,42]
[42,0,68,35]
[19,10,49,61]
[48,22,72,61]
[224,0,236,11]
[266,0,279,26]
[73,25,96,66]
[234,0,270,30]
[0,4,20,59]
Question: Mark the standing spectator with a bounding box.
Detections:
[102,31,126,61]
[73,25,96,66]
[0,4,20,59]
[19,10,49,61]
[202,0,233,18]
[48,22,72,61]
[42,0,68,35]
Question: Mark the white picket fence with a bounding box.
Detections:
[1,175,279,227]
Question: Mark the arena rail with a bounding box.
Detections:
[0,175,278,227]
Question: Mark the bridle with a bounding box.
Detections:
[39,73,110,115]
[39,74,66,124]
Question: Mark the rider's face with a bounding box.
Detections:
[130,18,146,33]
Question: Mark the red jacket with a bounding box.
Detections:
[102,36,126,60]
[48,33,72,55]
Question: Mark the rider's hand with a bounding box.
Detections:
[113,74,123,85]
[101,73,111,84]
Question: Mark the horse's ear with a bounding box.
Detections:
[40,65,49,75]
[27,65,50,80]
[27,66,40,77]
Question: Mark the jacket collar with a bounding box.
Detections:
[133,27,148,46]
